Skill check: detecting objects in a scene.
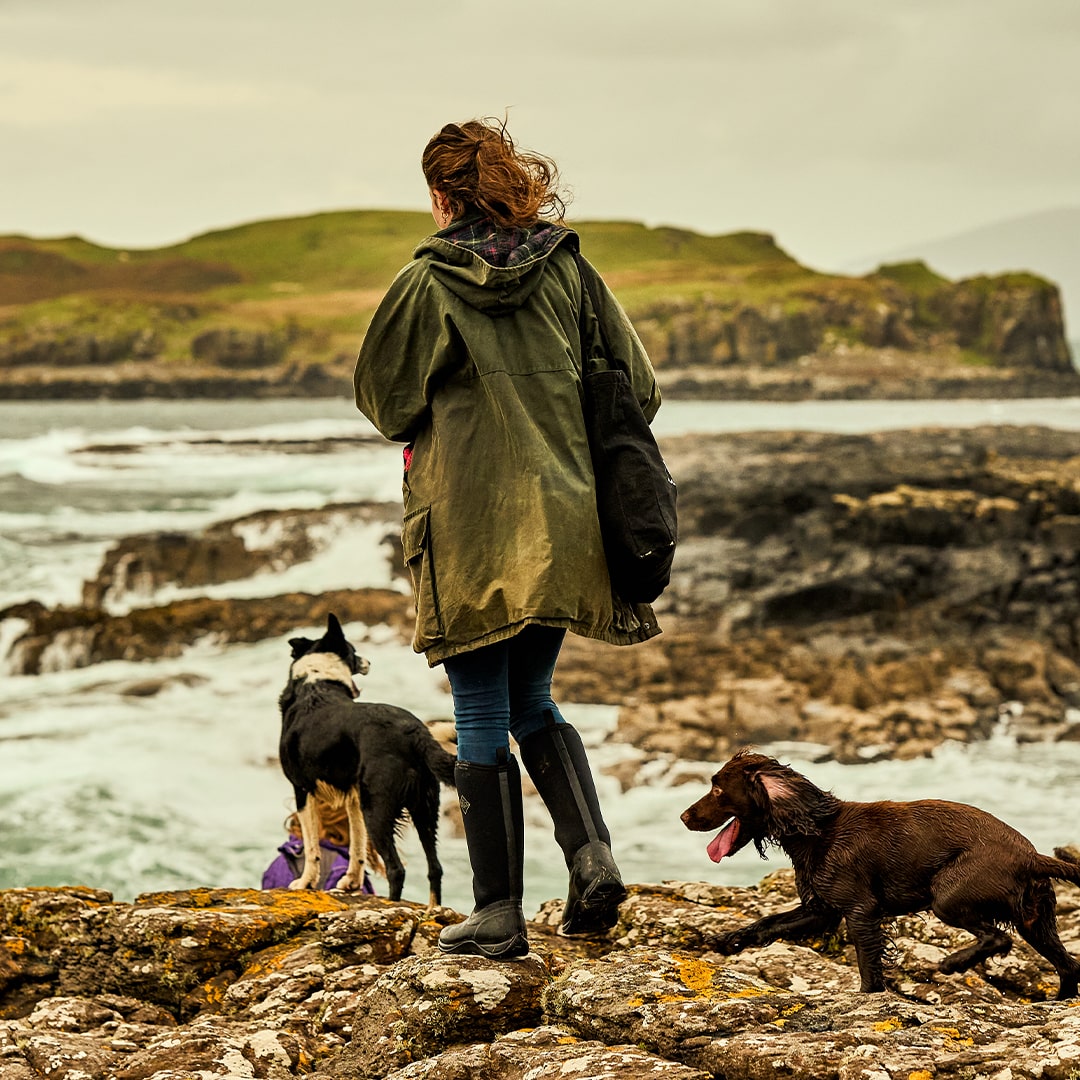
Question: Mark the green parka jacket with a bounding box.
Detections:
[354,215,663,665]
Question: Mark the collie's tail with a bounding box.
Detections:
[424,740,458,788]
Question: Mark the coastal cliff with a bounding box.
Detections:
[2,873,1079,1079]
[0,214,1075,400]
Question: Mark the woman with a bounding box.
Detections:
[354,118,662,959]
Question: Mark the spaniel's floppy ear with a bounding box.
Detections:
[289,636,314,659]
[750,759,821,839]
[758,771,800,804]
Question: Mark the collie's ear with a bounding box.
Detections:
[289,636,313,659]
[327,613,345,638]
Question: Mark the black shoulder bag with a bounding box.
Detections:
[574,251,677,604]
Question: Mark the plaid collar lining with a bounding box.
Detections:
[439,215,567,268]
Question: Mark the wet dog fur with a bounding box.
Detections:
[682,749,1080,998]
[278,613,456,904]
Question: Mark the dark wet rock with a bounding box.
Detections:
[81,501,400,609]
[0,589,413,675]
[549,425,1080,768]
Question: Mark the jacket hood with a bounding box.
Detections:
[414,215,578,315]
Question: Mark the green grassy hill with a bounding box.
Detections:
[0,210,1073,399]
[0,211,819,375]
[0,210,806,303]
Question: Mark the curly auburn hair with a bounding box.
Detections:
[421,117,568,228]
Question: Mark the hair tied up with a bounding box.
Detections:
[422,116,568,229]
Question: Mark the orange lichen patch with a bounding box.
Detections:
[930,1027,973,1047]
[135,887,349,916]
[186,968,235,1014]
[236,939,318,980]
[874,1017,902,1032]
[908,1071,933,1080]
[0,937,29,956]
[674,956,716,994]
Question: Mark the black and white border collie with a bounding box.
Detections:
[278,613,457,904]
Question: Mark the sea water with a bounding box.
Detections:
[2,397,1079,912]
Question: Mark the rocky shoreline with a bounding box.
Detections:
[5,424,1080,771]
[6,423,1080,1076]
[1,360,1078,403]
[2,872,1079,1079]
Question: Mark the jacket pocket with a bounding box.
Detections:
[401,505,443,647]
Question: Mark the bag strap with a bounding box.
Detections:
[572,250,620,374]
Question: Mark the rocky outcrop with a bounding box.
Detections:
[190,329,287,369]
[629,267,1074,376]
[2,877,1079,1078]
[935,273,1073,370]
[0,329,162,368]
[5,426,1080,766]
[81,501,400,609]
[555,424,1080,768]
[0,589,413,675]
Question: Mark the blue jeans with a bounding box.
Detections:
[443,626,567,765]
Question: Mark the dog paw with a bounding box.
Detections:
[711,932,746,955]
[336,874,364,892]
[937,955,967,975]
[288,878,313,891]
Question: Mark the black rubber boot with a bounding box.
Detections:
[518,717,627,936]
[438,754,528,959]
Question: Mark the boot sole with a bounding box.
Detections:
[437,934,530,959]
[559,878,628,936]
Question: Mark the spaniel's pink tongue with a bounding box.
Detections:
[706,816,739,863]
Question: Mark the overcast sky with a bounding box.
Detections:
[2,0,1077,272]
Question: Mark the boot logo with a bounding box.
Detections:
[459,795,471,815]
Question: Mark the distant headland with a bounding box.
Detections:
[0,211,1076,400]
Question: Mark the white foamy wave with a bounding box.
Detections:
[0,536,112,610]
[0,429,98,483]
